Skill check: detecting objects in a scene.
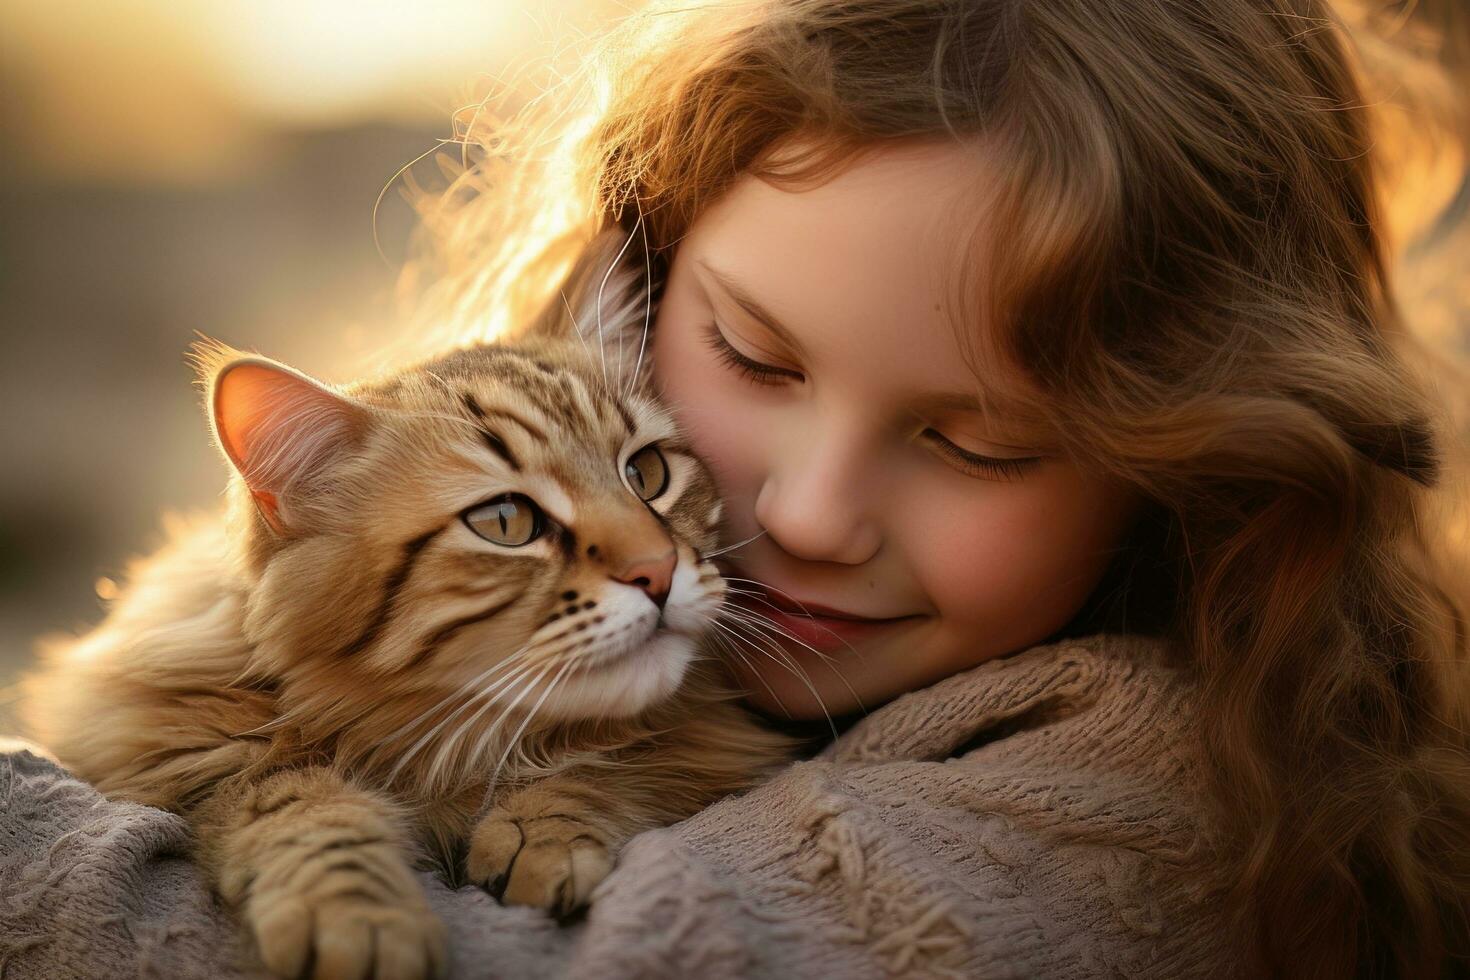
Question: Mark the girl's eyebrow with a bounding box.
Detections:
[694,259,807,355]
[915,389,1052,434]
[915,390,987,415]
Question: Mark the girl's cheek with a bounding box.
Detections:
[909,467,1134,633]
[685,387,768,507]
[652,322,769,512]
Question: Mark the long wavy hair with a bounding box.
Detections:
[402,0,1470,975]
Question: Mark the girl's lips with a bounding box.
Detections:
[759,592,867,620]
[723,580,922,654]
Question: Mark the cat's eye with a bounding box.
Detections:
[464,493,544,546]
[624,445,670,501]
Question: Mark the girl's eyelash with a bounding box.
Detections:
[701,321,802,385]
[700,319,1037,481]
[924,430,1042,481]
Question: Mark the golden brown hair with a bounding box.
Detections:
[404,0,1470,974]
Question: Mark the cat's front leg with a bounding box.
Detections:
[192,765,446,980]
[467,776,637,919]
[468,693,802,919]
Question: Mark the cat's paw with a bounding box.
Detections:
[467,808,614,919]
[245,845,447,980]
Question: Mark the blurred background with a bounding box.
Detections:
[0,0,1466,730]
[0,0,625,728]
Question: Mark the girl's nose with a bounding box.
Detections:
[754,429,882,566]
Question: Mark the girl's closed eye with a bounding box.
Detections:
[700,320,802,385]
[701,317,1042,482]
[921,429,1043,482]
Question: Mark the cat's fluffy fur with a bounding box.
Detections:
[19,227,798,980]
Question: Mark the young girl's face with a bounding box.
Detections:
[650,140,1140,719]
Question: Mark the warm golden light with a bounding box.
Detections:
[0,0,623,182]
[192,0,550,125]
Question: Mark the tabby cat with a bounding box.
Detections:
[20,230,799,980]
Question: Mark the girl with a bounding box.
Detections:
[400,0,1470,975]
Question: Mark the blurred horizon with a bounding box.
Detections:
[0,0,625,183]
[1,0,1466,732]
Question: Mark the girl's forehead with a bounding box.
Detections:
[682,141,1034,423]
[718,139,985,267]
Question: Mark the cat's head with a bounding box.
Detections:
[195,301,723,727]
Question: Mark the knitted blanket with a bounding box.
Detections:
[0,634,1242,978]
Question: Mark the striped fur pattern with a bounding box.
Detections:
[20,227,799,979]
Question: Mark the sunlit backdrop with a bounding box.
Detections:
[0,0,626,728]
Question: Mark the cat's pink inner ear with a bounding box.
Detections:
[211,360,364,521]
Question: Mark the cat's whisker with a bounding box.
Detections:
[720,606,868,715]
[394,408,496,440]
[229,715,289,739]
[387,649,535,785]
[703,529,768,560]
[716,616,840,742]
[421,657,548,790]
[441,655,561,793]
[709,619,838,742]
[421,369,458,400]
[338,643,526,748]
[709,620,796,692]
[532,634,601,662]
[595,221,641,391]
[721,599,869,717]
[714,622,838,740]
[719,576,869,663]
[561,289,597,365]
[704,629,793,718]
[721,604,842,668]
[397,645,533,745]
[391,676,533,788]
[720,606,831,665]
[716,614,812,681]
[721,576,829,617]
[718,590,866,664]
[624,203,653,400]
[719,584,867,667]
[485,655,581,798]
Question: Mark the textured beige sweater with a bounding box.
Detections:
[0,632,1246,978]
[590,631,1245,979]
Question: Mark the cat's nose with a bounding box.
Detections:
[612,550,676,608]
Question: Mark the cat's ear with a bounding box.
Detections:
[191,340,368,534]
